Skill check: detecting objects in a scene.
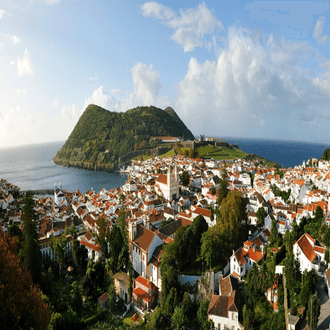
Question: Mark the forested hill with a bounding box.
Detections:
[53,104,195,171]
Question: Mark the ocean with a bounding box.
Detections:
[0,138,329,193]
[221,137,330,169]
[0,141,128,193]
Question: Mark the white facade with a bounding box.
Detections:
[209,311,243,330]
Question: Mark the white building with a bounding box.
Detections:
[293,233,325,273]
[155,165,179,201]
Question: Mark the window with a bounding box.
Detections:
[232,312,235,320]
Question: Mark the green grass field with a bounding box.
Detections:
[197,145,248,160]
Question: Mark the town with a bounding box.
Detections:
[1,150,330,330]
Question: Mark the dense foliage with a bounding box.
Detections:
[0,228,50,329]
[320,148,330,161]
[53,105,194,170]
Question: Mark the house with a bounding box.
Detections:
[80,239,101,261]
[97,292,109,309]
[114,271,131,304]
[191,206,213,227]
[325,267,330,298]
[208,290,244,330]
[39,235,74,260]
[133,276,158,310]
[293,233,325,273]
[230,239,265,280]
[128,218,163,279]
[288,314,300,330]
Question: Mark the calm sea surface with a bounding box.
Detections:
[221,137,330,169]
[0,141,128,193]
[0,138,329,192]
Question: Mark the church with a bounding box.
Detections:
[155,165,179,201]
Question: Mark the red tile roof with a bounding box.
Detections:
[133,287,149,301]
[80,240,99,251]
[133,224,158,252]
[295,234,316,263]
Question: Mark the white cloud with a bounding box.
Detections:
[141,2,223,52]
[10,61,15,65]
[313,16,329,44]
[11,35,21,45]
[0,10,5,19]
[267,34,310,66]
[62,104,79,120]
[110,89,123,95]
[84,86,111,109]
[17,49,33,76]
[141,2,175,20]
[89,76,98,80]
[9,105,21,113]
[53,99,58,108]
[33,0,60,4]
[173,26,330,139]
[16,89,27,95]
[118,63,169,111]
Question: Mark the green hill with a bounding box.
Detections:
[53,104,194,171]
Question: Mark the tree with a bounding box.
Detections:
[181,171,189,187]
[256,207,267,227]
[284,253,301,294]
[197,300,213,330]
[96,218,111,259]
[163,286,178,316]
[8,223,23,241]
[70,281,83,316]
[243,305,254,330]
[0,228,50,329]
[69,222,77,239]
[171,306,187,330]
[145,306,165,330]
[108,225,125,273]
[160,243,179,303]
[72,239,88,276]
[219,190,248,251]
[191,214,208,258]
[200,226,225,268]
[308,294,320,330]
[314,205,324,220]
[22,191,42,285]
[217,165,228,205]
[82,258,108,301]
[321,148,330,161]
[107,273,117,311]
[270,219,278,245]
[50,233,68,280]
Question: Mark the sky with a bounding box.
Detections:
[1,0,330,148]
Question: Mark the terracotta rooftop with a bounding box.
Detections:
[133,224,158,252]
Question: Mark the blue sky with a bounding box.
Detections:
[1,0,330,147]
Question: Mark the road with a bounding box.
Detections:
[317,277,330,330]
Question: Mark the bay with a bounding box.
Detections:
[0,141,128,193]
[0,138,329,193]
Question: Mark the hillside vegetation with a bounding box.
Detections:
[53,104,194,171]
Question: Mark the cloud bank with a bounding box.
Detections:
[17,49,33,76]
[141,2,223,52]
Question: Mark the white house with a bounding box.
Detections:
[293,233,325,273]
[128,218,163,280]
[208,291,244,330]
